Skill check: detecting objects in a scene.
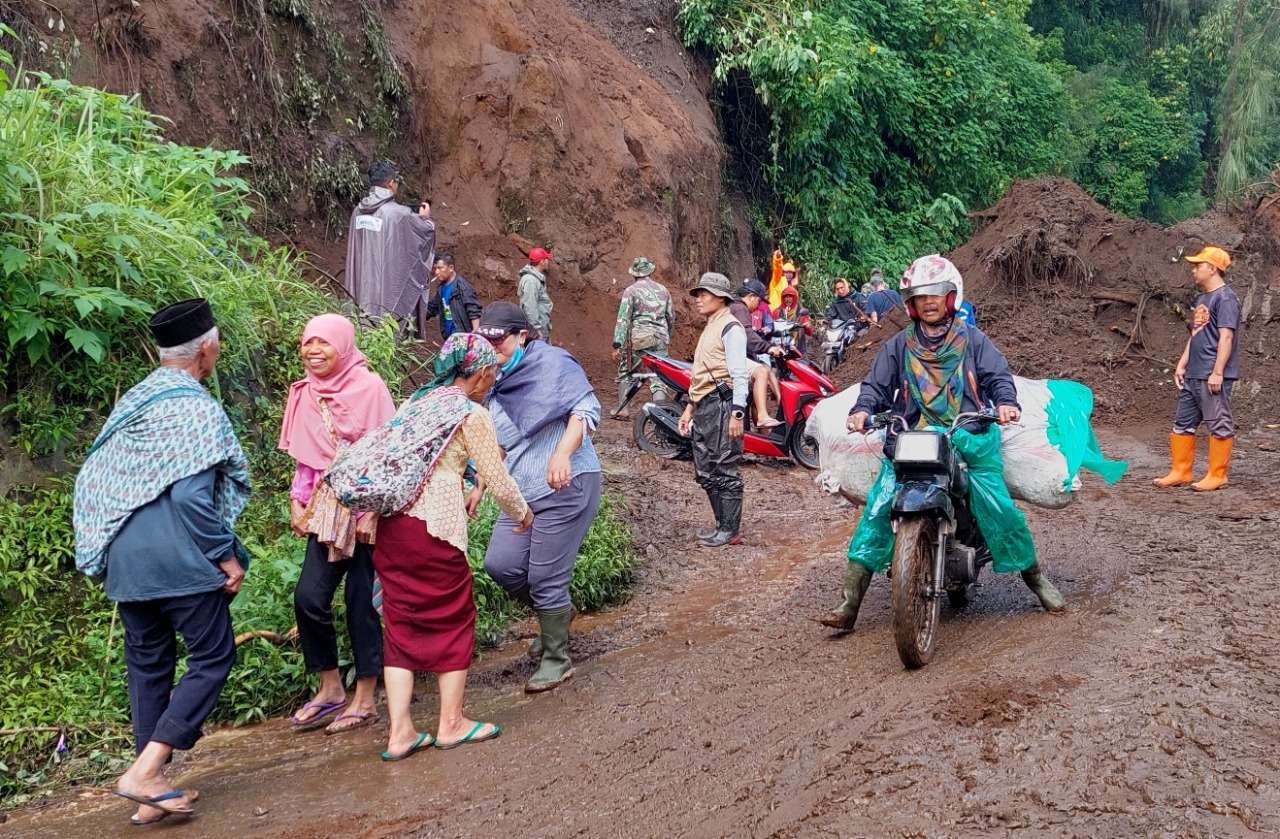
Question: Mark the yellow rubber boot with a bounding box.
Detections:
[1191,436,1233,492]
[1152,433,1196,488]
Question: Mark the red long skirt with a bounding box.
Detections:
[372,514,475,672]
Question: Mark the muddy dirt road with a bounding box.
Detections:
[7,424,1280,838]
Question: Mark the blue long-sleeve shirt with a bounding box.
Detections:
[105,467,235,602]
[490,394,602,504]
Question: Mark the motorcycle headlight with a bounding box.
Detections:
[894,432,942,464]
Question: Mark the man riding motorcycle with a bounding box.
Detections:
[822,255,1065,631]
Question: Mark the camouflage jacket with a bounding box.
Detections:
[613,277,674,348]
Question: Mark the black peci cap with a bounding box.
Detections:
[149,298,216,348]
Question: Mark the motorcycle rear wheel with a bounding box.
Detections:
[891,516,943,669]
[633,410,686,460]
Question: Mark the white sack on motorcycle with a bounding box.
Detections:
[811,377,1115,509]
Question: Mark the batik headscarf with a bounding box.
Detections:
[278,314,396,470]
[412,331,500,399]
[903,319,969,429]
[326,333,499,515]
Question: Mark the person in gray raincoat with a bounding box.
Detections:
[343,161,436,337]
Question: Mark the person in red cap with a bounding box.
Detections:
[518,246,555,343]
[1154,245,1241,491]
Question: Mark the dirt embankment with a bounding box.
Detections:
[6,0,751,379]
[950,178,1278,426]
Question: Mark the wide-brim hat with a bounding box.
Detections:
[150,298,215,348]
[689,272,734,301]
[629,256,656,278]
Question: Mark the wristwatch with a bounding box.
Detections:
[731,408,745,420]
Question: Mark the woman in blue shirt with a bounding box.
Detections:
[476,302,602,693]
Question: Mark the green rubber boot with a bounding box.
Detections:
[1021,564,1066,612]
[526,606,575,693]
[820,562,873,631]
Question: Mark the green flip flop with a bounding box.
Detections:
[434,721,501,750]
[380,731,433,762]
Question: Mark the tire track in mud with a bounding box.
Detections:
[7,428,1280,838]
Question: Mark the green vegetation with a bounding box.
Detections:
[0,56,634,806]
[679,0,1070,290]
[680,0,1279,293]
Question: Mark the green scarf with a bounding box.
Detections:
[903,320,968,428]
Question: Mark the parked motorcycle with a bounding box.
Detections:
[819,317,867,375]
[615,321,834,469]
[864,407,998,668]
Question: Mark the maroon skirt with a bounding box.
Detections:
[372,514,475,672]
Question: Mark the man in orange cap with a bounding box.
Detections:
[1154,245,1240,491]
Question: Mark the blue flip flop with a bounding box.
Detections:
[113,788,195,818]
[380,731,434,762]
[434,721,501,750]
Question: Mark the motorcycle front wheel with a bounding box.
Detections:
[787,417,821,470]
[633,410,687,460]
[820,353,836,375]
[891,516,944,669]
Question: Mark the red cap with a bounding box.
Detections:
[529,246,553,263]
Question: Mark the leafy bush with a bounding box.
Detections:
[0,60,635,806]
[679,0,1070,292]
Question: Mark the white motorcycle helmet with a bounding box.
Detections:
[899,254,964,318]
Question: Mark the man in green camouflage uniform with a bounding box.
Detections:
[612,256,675,417]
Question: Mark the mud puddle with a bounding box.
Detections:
[7,426,1280,837]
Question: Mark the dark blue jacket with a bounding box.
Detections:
[852,323,1019,456]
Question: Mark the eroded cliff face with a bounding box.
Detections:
[8,0,752,364]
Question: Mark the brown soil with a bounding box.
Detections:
[6,0,752,386]
[950,178,1278,427]
[8,422,1280,837]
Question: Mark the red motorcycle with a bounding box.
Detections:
[614,320,833,469]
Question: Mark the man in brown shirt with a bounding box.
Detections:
[679,273,750,547]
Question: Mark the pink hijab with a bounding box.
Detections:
[278,314,396,470]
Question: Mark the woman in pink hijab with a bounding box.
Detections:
[279,314,395,734]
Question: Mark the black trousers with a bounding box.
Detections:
[294,536,382,677]
[691,389,744,532]
[119,589,236,753]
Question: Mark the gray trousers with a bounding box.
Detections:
[484,471,602,610]
[1173,378,1235,437]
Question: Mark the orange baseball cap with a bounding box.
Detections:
[1184,245,1231,272]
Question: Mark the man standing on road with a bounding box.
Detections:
[679,273,750,548]
[822,255,1065,632]
[611,256,675,417]
[424,254,483,341]
[73,299,250,826]
[1153,245,1241,492]
[518,246,554,343]
[344,161,436,338]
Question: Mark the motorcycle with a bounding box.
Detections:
[864,407,998,669]
[614,320,834,469]
[819,317,867,375]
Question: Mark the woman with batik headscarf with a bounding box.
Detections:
[279,314,396,734]
[365,332,531,760]
[476,302,602,694]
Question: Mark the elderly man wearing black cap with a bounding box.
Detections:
[73,299,251,825]
[344,160,436,337]
[678,273,751,547]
